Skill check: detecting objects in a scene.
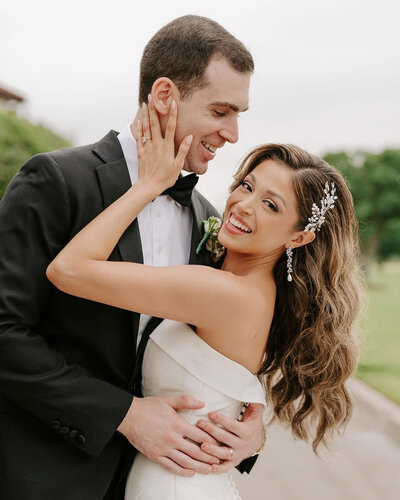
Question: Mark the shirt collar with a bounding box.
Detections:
[117,123,192,203]
[117,124,138,185]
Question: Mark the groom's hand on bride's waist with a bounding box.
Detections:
[117,395,222,476]
[196,403,265,473]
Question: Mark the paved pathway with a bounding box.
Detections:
[232,380,400,500]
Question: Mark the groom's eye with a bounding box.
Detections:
[213,110,226,117]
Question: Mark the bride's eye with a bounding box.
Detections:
[240,181,252,192]
[264,199,278,212]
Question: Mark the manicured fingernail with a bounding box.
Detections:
[209,412,216,419]
[148,94,152,103]
[198,420,206,428]
[185,135,193,144]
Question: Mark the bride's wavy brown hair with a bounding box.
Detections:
[230,144,363,453]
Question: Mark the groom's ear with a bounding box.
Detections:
[151,78,180,115]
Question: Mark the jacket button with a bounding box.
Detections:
[76,434,86,444]
[51,420,60,430]
[69,429,78,438]
[59,426,70,434]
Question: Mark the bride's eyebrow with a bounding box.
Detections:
[248,173,287,208]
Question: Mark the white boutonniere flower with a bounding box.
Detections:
[195,216,225,262]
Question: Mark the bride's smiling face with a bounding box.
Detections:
[218,160,301,257]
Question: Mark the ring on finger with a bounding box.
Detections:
[228,448,233,461]
[142,136,151,144]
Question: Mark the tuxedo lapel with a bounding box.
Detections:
[94,132,143,265]
[189,190,214,267]
[94,131,143,353]
[135,317,164,374]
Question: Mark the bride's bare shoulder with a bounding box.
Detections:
[196,269,275,372]
[216,268,275,313]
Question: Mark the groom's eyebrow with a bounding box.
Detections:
[210,101,249,113]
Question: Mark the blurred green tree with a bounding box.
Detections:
[0,111,71,199]
[324,149,400,264]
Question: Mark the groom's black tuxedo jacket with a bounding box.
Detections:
[0,131,257,500]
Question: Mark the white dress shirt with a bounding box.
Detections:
[117,125,193,349]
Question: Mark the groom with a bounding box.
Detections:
[0,15,264,500]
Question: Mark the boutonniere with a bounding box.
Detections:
[195,216,225,262]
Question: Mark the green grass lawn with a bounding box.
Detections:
[356,261,400,404]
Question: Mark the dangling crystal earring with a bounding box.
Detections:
[286,247,293,282]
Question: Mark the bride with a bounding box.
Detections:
[47,99,362,499]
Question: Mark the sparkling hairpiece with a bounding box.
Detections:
[304,182,337,232]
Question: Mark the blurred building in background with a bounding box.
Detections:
[0,85,25,113]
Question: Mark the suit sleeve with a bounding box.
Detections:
[0,153,133,458]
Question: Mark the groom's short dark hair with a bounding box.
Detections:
[139,15,254,104]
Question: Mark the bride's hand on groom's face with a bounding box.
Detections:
[134,95,193,196]
[117,394,222,476]
[196,403,265,472]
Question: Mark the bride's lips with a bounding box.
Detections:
[225,212,252,235]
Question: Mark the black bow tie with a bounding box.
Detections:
[161,173,199,207]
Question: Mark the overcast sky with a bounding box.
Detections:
[1,0,399,209]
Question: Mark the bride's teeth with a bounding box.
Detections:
[229,215,251,233]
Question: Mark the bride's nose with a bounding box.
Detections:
[237,197,254,215]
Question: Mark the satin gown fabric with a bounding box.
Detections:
[125,320,265,500]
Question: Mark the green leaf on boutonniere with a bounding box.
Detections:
[196,216,225,262]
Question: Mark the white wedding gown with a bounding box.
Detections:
[124,319,265,500]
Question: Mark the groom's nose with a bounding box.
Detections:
[219,116,239,144]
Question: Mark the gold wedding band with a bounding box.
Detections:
[228,448,233,460]
[142,136,151,144]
